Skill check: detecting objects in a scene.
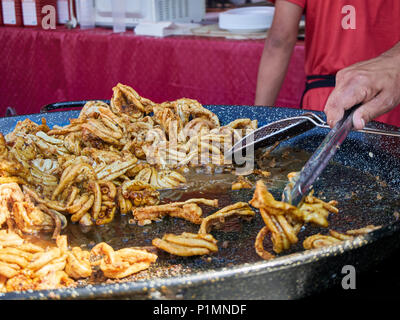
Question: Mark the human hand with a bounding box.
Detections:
[324,44,400,130]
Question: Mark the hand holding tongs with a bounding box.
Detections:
[226,107,400,206]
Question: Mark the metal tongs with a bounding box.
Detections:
[281,105,360,207]
[226,111,400,160]
[226,107,400,207]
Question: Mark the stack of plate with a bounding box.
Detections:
[1,0,23,26]
[0,0,3,25]
[219,6,275,33]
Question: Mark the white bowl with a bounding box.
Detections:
[219,6,275,33]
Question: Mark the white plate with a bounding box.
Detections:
[219,6,275,33]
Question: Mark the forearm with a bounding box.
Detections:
[254,0,303,106]
[255,39,296,106]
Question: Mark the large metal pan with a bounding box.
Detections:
[0,103,399,300]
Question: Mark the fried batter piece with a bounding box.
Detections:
[231,176,253,191]
[303,225,381,250]
[300,192,339,228]
[250,180,302,218]
[1,83,258,227]
[5,269,75,293]
[65,247,92,280]
[4,118,50,145]
[0,183,63,238]
[120,180,160,209]
[152,232,218,257]
[134,166,187,190]
[90,242,157,279]
[198,202,255,234]
[111,83,153,116]
[250,179,339,259]
[0,231,46,279]
[0,183,25,228]
[0,275,6,293]
[132,198,218,226]
[0,231,159,292]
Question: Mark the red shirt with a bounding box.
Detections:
[272,0,400,126]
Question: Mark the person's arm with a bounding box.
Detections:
[324,42,400,130]
[255,0,303,106]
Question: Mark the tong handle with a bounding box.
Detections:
[40,100,110,113]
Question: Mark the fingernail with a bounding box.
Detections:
[353,116,365,130]
[361,118,365,129]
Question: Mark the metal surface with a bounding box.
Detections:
[40,100,111,113]
[0,104,399,300]
[283,105,359,207]
[227,113,316,159]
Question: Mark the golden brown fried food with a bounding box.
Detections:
[0,230,25,248]
[0,134,8,159]
[300,193,339,228]
[0,183,25,228]
[52,163,95,200]
[254,226,275,260]
[152,232,218,257]
[249,179,338,258]
[345,225,381,235]
[111,83,152,116]
[90,242,157,279]
[303,234,345,250]
[258,207,300,254]
[132,198,218,226]
[0,83,259,228]
[1,232,160,292]
[199,202,255,234]
[231,176,253,191]
[5,269,75,292]
[5,118,49,145]
[0,275,6,293]
[121,180,160,209]
[303,225,381,250]
[250,180,301,218]
[65,247,92,280]
[0,83,263,293]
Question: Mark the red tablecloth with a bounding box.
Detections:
[0,26,305,115]
[0,26,398,127]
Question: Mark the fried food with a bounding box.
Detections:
[0,84,258,228]
[152,232,218,256]
[120,180,160,208]
[0,183,61,237]
[90,242,157,279]
[250,179,338,258]
[0,183,25,228]
[250,180,301,218]
[0,82,372,295]
[231,176,253,190]
[303,225,381,250]
[254,226,275,260]
[65,247,92,280]
[132,198,218,226]
[0,231,158,292]
[198,202,255,234]
[300,192,339,228]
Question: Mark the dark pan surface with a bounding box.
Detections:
[0,105,399,300]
